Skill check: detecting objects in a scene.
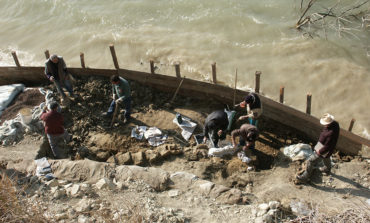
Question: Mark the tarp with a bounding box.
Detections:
[0,84,25,116]
[173,115,197,141]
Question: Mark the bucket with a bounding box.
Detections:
[19,108,32,125]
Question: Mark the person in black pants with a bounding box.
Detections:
[203,110,229,148]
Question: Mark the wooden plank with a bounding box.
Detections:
[0,66,368,155]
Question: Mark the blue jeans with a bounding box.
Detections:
[54,79,74,98]
[248,117,258,127]
[107,97,131,119]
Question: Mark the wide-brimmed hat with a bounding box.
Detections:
[320,113,334,125]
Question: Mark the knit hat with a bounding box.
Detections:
[50,54,58,60]
[244,94,255,104]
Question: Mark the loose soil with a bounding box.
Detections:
[1,76,369,222]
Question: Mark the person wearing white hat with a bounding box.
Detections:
[296,113,340,183]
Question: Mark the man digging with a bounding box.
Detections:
[102,75,131,124]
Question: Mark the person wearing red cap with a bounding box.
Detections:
[238,92,262,126]
[296,113,340,183]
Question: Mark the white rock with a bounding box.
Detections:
[198,182,215,195]
[268,201,281,210]
[45,179,59,187]
[263,213,273,223]
[75,199,92,212]
[366,199,370,206]
[115,181,126,190]
[70,184,81,196]
[50,186,58,194]
[95,178,116,190]
[58,180,69,185]
[64,183,73,189]
[55,213,68,221]
[168,189,180,197]
[78,215,89,223]
[258,203,270,211]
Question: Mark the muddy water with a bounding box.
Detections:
[0,0,369,137]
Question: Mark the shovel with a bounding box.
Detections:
[110,101,120,128]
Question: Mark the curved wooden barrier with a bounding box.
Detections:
[0,66,368,155]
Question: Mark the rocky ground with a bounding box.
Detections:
[0,76,369,222]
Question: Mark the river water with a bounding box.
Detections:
[0,0,369,137]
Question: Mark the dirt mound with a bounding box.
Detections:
[0,89,45,124]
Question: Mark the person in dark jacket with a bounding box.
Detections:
[203,110,229,147]
[44,54,75,100]
[231,124,259,152]
[40,102,71,159]
[296,113,340,183]
[238,93,262,126]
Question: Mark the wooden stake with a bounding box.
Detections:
[233,69,238,107]
[80,53,85,68]
[150,60,155,74]
[44,50,50,59]
[348,118,356,132]
[11,51,21,67]
[211,63,217,84]
[170,77,185,104]
[109,44,119,69]
[175,63,181,78]
[306,93,312,115]
[280,86,285,103]
[255,71,261,93]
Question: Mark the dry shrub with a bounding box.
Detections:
[0,173,48,223]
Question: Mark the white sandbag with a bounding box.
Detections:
[283,143,314,161]
[0,84,25,115]
[208,145,236,157]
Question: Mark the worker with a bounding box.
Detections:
[296,113,340,183]
[103,75,131,123]
[40,102,71,159]
[231,123,259,152]
[203,110,229,147]
[238,93,262,126]
[44,54,75,101]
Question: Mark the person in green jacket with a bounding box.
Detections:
[103,75,131,122]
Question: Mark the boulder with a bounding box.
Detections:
[132,151,146,166]
[115,166,170,191]
[170,172,199,188]
[145,150,160,164]
[116,152,132,165]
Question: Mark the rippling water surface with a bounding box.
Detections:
[0,0,369,137]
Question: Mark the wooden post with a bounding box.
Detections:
[255,71,261,93]
[44,50,50,59]
[109,44,119,69]
[150,60,155,74]
[11,51,21,67]
[233,69,238,106]
[348,118,356,132]
[80,53,85,68]
[306,93,312,115]
[211,63,217,84]
[279,86,285,103]
[175,63,181,78]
